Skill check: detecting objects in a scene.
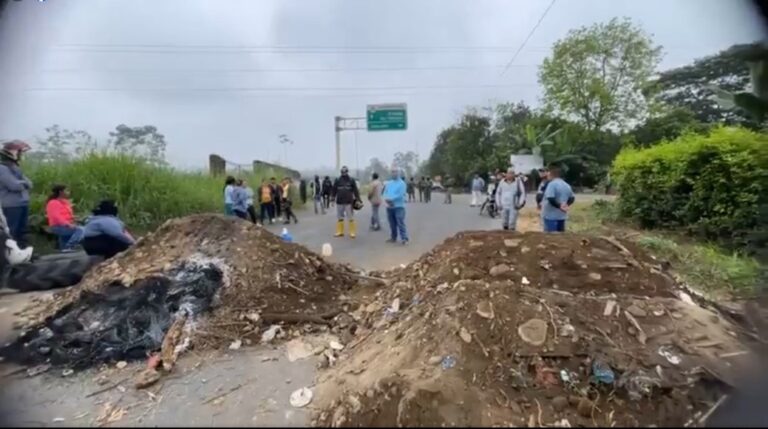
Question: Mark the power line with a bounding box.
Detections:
[55,43,525,51]
[500,0,557,76]
[17,84,537,93]
[50,48,527,56]
[31,64,537,74]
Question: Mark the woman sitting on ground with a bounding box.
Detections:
[45,184,84,251]
[82,200,135,259]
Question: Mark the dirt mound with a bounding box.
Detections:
[312,231,751,427]
[5,214,360,368]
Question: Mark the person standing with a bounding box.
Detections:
[368,173,383,231]
[312,175,326,215]
[383,168,408,245]
[535,167,550,227]
[270,177,283,221]
[0,141,32,248]
[332,166,361,238]
[321,176,333,209]
[45,184,85,250]
[443,176,453,204]
[470,174,485,207]
[406,178,416,202]
[542,164,575,233]
[282,178,298,224]
[425,178,433,203]
[223,176,236,216]
[258,179,276,224]
[240,179,257,224]
[495,167,526,231]
[299,179,307,205]
[231,180,250,220]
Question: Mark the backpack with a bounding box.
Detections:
[260,185,272,203]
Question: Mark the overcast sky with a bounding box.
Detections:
[0,0,764,172]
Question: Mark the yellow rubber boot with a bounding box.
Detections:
[349,219,357,239]
[334,220,344,237]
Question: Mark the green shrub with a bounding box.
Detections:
[612,126,768,250]
[25,153,274,232]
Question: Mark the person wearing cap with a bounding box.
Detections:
[495,167,527,231]
[0,140,32,248]
[82,200,135,259]
[332,166,361,238]
[383,168,409,245]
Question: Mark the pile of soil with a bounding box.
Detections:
[5,214,360,368]
[312,231,753,427]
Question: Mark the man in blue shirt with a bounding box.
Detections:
[541,164,575,233]
[382,168,409,245]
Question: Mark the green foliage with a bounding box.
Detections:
[612,126,768,249]
[636,235,760,294]
[538,17,662,131]
[623,107,710,148]
[25,153,271,232]
[652,42,763,127]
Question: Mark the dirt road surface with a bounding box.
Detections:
[0,193,608,427]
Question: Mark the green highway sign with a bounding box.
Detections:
[367,103,407,131]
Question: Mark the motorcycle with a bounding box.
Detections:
[479,195,498,218]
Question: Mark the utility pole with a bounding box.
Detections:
[278,134,293,166]
[334,116,366,171]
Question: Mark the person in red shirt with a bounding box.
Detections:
[45,184,84,251]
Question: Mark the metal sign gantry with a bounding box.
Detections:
[334,116,366,171]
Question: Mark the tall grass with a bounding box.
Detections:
[25,153,285,232]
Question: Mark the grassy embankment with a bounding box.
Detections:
[25,153,289,251]
[568,200,762,299]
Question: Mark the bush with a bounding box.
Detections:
[25,153,280,232]
[612,126,768,251]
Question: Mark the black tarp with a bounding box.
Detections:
[1,261,223,369]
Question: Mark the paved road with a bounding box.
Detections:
[0,192,607,427]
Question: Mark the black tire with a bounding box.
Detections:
[6,252,104,292]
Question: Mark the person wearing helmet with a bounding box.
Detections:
[0,140,32,248]
[332,166,361,238]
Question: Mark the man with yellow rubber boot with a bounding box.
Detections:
[332,166,361,238]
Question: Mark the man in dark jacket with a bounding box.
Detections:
[332,166,361,238]
[321,176,333,209]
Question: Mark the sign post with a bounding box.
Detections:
[367,103,408,131]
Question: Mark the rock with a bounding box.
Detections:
[489,264,511,277]
[552,396,569,412]
[504,239,522,248]
[509,400,523,414]
[469,240,484,248]
[577,398,594,417]
[135,368,161,389]
[521,277,531,285]
[521,246,531,254]
[568,396,581,406]
[435,282,449,293]
[428,355,443,365]
[459,327,472,343]
[289,387,313,408]
[627,304,648,318]
[453,268,460,275]
[588,272,602,281]
[286,339,315,362]
[261,325,282,343]
[116,361,128,369]
[476,301,494,319]
[329,341,345,351]
[390,298,401,313]
[246,312,261,323]
[603,300,617,317]
[518,318,548,346]
[228,339,242,350]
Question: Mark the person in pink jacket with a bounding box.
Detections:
[45,184,84,251]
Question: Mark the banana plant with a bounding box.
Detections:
[513,123,562,156]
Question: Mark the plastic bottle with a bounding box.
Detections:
[281,228,293,242]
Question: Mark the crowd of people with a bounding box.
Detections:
[224,175,299,225]
[471,163,575,233]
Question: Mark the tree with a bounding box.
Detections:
[108,124,167,164]
[33,125,98,162]
[392,151,420,179]
[539,17,662,131]
[652,42,763,127]
[361,157,389,181]
[623,107,709,147]
[706,43,768,124]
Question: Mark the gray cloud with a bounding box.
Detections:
[0,0,764,171]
